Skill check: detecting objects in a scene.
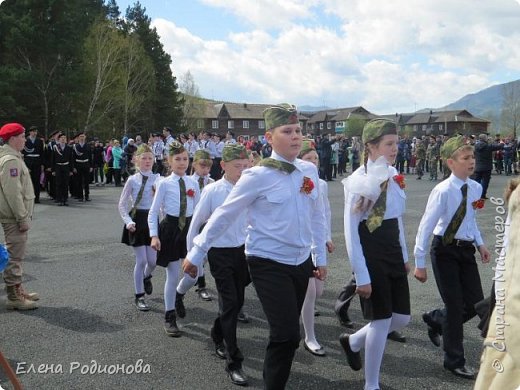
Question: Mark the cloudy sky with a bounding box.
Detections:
[116,0,520,114]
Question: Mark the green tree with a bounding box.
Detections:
[120,35,155,133]
[0,0,105,136]
[124,2,184,131]
[344,117,366,137]
[179,71,205,132]
[82,18,125,133]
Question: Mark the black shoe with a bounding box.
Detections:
[237,311,250,324]
[58,202,64,206]
[304,342,326,357]
[446,366,476,380]
[63,202,69,206]
[215,342,226,360]
[34,199,40,204]
[164,310,181,337]
[225,367,248,386]
[143,275,153,295]
[175,293,186,318]
[314,309,320,317]
[85,197,91,202]
[387,330,406,343]
[339,333,362,371]
[422,313,441,347]
[197,288,212,301]
[78,198,84,202]
[337,311,354,328]
[134,296,150,311]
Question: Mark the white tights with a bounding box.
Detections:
[164,261,181,311]
[301,277,324,350]
[349,313,410,390]
[176,261,205,295]
[133,246,156,295]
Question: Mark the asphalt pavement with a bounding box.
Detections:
[0,170,509,390]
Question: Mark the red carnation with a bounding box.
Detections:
[186,189,195,198]
[301,176,314,194]
[393,174,406,189]
[472,198,485,210]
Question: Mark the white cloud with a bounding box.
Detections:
[152,0,520,114]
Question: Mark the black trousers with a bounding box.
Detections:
[429,236,484,369]
[208,246,250,370]
[247,256,312,390]
[211,157,222,180]
[335,275,356,319]
[55,165,70,203]
[25,160,41,201]
[473,169,492,198]
[75,164,90,199]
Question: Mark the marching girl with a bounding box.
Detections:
[148,142,200,336]
[299,140,335,356]
[340,119,410,390]
[118,144,159,311]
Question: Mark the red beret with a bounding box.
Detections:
[0,123,25,141]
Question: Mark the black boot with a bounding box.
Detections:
[134,293,150,311]
[143,275,153,295]
[164,310,181,337]
[196,276,212,301]
[175,293,186,318]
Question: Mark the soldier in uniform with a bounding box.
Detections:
[44,130,60,200]
[427,136,440,181]
[22,126,44,203]
[51,132,74,206]
[414,139,426,180]
[0,123,38,310]
[73,132,92,202]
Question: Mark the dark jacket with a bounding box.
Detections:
[474,140,503,172]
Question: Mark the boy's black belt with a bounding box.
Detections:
[434,235,474,247]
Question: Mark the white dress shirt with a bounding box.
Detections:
[199,139,217,158]
[343,158,408,286]
[148,173,200,237]
[320,179,332,242]
[414,174,484,268]
[215,141,225,158]
[118,171,160,226]
[187,177,247,251]
[191,173,215,190]
[184,141,199,158]
[186,150,327,268]
[163,135,176,158]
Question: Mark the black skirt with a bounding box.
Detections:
[121,209,151,247]
[156,215,192,267]
[358,218,410,320]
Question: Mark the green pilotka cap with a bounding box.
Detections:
[193,149,211,162]
[362,119,397,144]
[263,103,299,130]
[222,144,248,162]
[168,141,185,155]
[440,135,467,159]
[298,138,316,158]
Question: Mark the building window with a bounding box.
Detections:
[228,120,234,129]
[243,120,249,129]
[422,125,427,131]
[439,124,444,131]
[413,125,417,132]
[197,119,204,129]
[212,120,218,129]
[258,120,265,129]
[320,123,324,130]
[327,122,331,130]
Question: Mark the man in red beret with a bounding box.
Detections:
[0,123,38,310]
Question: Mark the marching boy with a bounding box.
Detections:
[186,144,251,386]
[183,103,327,389]
[414,135,490,379]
